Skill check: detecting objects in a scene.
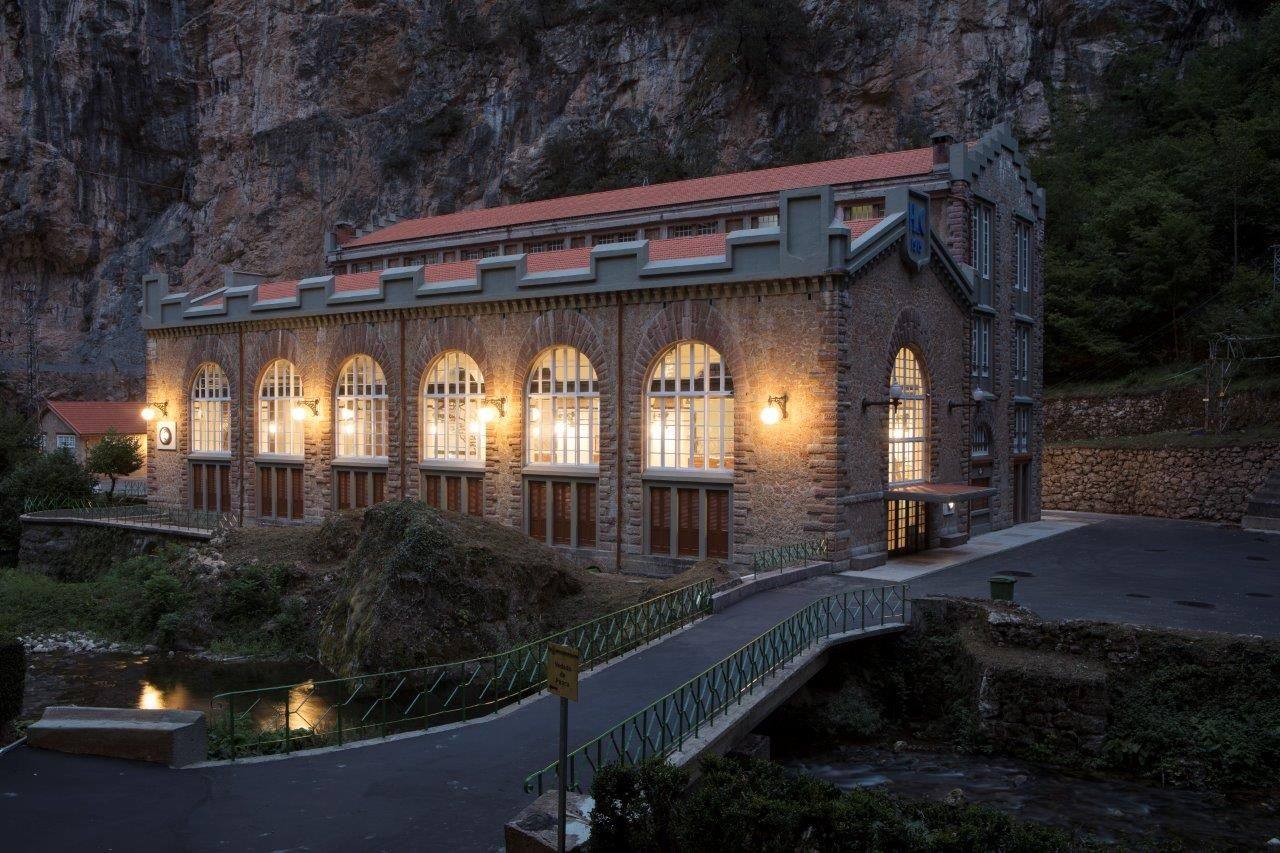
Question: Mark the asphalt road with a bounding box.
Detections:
[911,514,1280,637]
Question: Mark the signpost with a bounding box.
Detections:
[547,643,580,853]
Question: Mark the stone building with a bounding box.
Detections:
[39,401,148,494]
[141,124,1044,574]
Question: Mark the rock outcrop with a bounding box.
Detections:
[0,0,1242,399]
[318,500,584,676]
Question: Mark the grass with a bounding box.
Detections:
[1050,425,1280,449]
[0,568,104,638]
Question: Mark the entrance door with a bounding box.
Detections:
[886,500,927,556]
[1013,463,1030,523]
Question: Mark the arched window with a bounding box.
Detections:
[422,351,485,463]
[258,359,304,456]
[646,341,734,471]
[335,355,387,459]
[191,363,231,454]
[887,348,927,485]
[526,347,598,466]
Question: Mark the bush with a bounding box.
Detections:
[0,450,96,545]
[0,636,24,728]
[591,756,1086,852]
[306,512,363,564]
[588,759,687,852]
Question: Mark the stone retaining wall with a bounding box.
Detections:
[19,519,202,581]
[1042,443,1280,522]
[1044,385,1280,442]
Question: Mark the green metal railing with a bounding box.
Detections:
[523,583,907,795]
[751,537,828,573]
[212,578,714,759]
[21,495,232,534]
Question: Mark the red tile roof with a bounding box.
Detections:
[844,217,884,238]
[45,401,146,436]
[342,147,934,249]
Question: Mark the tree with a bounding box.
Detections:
[0,450,97,546]
[86,429,145,499]
[0,406,39,481]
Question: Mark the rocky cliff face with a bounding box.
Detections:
[0,0,1240,400]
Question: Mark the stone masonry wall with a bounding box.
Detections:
[1044,385,1280,443]
[1042,443,1280,522]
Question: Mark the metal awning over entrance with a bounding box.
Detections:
[884,483,996,503]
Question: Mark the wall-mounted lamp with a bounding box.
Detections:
[759,394,789,425]
[291,399,320,421]
[478,397,506,424]
[140,401,169,421]
[861,383,904,413]
[948,387,999,413]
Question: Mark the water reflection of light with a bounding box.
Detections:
[138,683,164,710]
[284,680,320,731]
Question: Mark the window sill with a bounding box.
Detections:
[642,468,734,485]
[255,454,304,464]
[333,457,390,469]
[189,452,232,461]
[522,463,599,478]
[419,460,486,473]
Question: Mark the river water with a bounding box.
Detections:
[21,651,334,726]
[787,746,1278,849]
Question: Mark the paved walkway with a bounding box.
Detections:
[0,574,883,853]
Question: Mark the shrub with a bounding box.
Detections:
[85,429,144,498]
[588,759,687,852]
[0,450,96,545]
[306,512,363,564]
[0,636,24,728]
[592,756,1085,852]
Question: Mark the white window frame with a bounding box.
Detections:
[971,316,991,379]
[887,348,928,486]
[668,221,719,238]
[421,351,486,466]
[971,202,992,278]
[460,245,500,261]
[526,347,599,468]
[645,342,734,474]
[524,239,565,254]
[592,231,637,245]
[1015,221,1031,294]
[335,355,388,460]
[191,363,231,455]
[258,359,304,457]
[971,422,991,458]
[1014,406,1031,455]
[55,433,77,452]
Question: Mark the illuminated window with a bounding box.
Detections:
[646,342,734,472]
[526,347,599,466]
[844,202,883,220]
[421,351,485,464]
[191,363,231,454]
[887,348,927,486]
[335,355,387,459]
[258,359,304,456]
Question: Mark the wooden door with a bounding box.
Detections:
[551,482,572,544]
[446,476,462,513]
[422,473,441,508]
[528,480,547,542]
[576,483,596,547]
[706,490,729,559]
[649,487,671,555]
[466,477,483,517]
[677,488,700,557]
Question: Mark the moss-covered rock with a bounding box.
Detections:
[318,500,585,675]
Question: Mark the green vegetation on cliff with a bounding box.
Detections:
[1037,5,1280,385]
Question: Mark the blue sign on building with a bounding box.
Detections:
[903,190,931,271]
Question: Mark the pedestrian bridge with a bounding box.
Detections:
[523,584,908,795]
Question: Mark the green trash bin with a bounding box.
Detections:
[989,575,1016,601]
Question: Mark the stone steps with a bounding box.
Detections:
[1243,463,1280,533]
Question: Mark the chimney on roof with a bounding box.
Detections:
[930,132,954,169]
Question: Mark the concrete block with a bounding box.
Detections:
[847,551,887,571]
[27,706,207,767]
[505,791,593,852]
